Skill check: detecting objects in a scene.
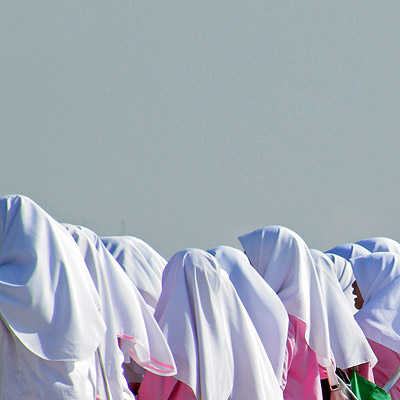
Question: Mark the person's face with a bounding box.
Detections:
[352,280,364,310]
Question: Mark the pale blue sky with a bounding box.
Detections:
[1,2,399,258]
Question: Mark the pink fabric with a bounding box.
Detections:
[349,362,375,383]
[118,333,175,372]
[138,373,196,400]
[318,350,336,380]
[319,365,328,381]
[368,339,400,400]
[283,315,322,400]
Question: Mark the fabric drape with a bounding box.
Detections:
[238,225,331,367]
[324,253,357,314]
[64,224,176,399]
[351,252,400,355]
[0,195,106,362]
[325,243,371,261]
[102,236,165,312]
[152,248,283,400]
[311,249,377,369]
[208,245,289,386]
[356,237,400,255]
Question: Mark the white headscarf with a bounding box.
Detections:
[311,249,377,369]
[207,245,288,385]
[155,248,283,400]
[0,195,106,361]
[102,236,165,312]
[64,224,176,399]
[324,253,357,314]
[238,226,331,366]
[356,237,400,254]
[351,252,400,354]
[325,243,371,260]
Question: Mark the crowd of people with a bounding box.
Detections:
[0,194,399,399]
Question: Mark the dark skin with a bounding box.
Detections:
[352,281,364,310]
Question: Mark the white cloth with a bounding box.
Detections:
[351,252,400,354]
[238,225,331,367]
[311,249,377,369]
[64,225,176,399]
[324,253,357,314]
[325,243,371,260]
[0,316,101,400]
[0,195,106,361]
[356,237,400,254]
[102,236,165,312]
[207,245,289,385]
[155,248,283,400]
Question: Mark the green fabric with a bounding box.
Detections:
[350,371,391,400]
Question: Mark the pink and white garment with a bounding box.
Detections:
[368,340,400,399]
[284,315,323,399]
[325,242,371,261]
[310,249,377,370]
[207,245,289,387]
[64,225,176,400]
[356,237,400,255]
[139,248,283,400]
[238,226,332,399]
[0,195,106,399]
[102,236,166,312]
[351,252,400,398]
[238,226,332,366]
[324,253,357,314]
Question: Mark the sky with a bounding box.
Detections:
[1,2,399,259]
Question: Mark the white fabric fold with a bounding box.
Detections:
[155,248,283,400]
[64,225,176,399]
[311,249,377,369]
[207,245,288,385]
[325,243,371,260]
[324,253,357,314]
[102,236,165,312]
[351,252,400,354]
[356,237,400,254]
[0,195,106,361]
[238,225,331,367]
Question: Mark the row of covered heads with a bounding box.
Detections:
[0,194,399,399]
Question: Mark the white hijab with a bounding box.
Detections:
[102,236,165,312]
[325,243,371,260]
[64,225,176,398]
[351,252,400,354]
[238,225,331,366]
[0,195,106,361]
[311,249,377,369]
[356,237,400,254]
[155,248,283,400]
[324,253,357,314]
[208,245,288,385]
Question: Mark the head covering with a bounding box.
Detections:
[155,248,283,400]
[356,237,400,254]
[0,195,106,361]
[325,242,371,261]
[324,253,357,313]
[63,225,176,386]
[207,245,288,384]
[101,236,166,312]
[351,252,400,354]
[238,225,331,366]
[310,249,377,369]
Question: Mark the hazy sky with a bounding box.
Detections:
[1,2,399,258]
